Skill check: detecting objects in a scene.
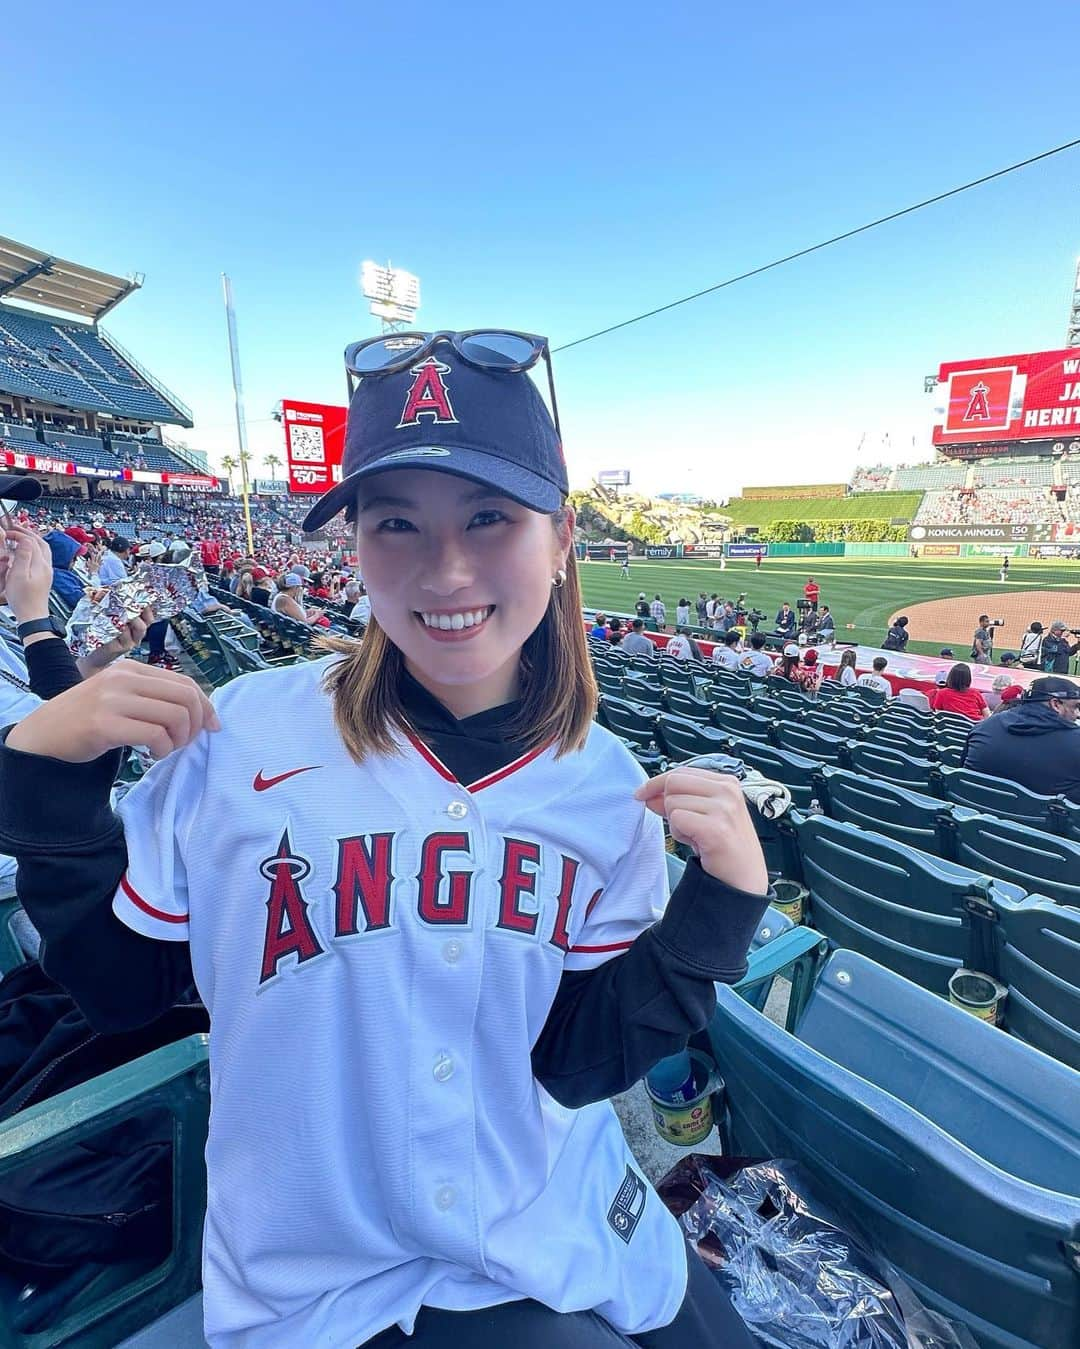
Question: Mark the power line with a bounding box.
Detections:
[553,137,1080,354]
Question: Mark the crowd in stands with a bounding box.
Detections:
[848,464,892,493]
[914,486,1067,526]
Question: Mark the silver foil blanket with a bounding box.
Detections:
[67,560,206,658]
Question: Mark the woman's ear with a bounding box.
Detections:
[553,504,576,561]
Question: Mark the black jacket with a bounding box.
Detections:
[962,700,1080,803]
[1038,632,1080,675]
[882,624,909,652]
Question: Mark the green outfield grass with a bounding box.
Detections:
[721,491,922,529]
[579,554,1080,656]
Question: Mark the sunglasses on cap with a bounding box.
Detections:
[344,329,561,439]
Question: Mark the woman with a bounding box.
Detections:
[882,615,909,652]
[837,647,858,687]
[250,566,272,608]
[271,571,320,624]
[790,647,820,694]
[0,334,766,1348]
[234,568,255,601]
[607,615,624,645]
[1020,621,1045,670]
[931,662,989,721]
[675,597,690,627]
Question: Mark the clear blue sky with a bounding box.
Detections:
[6,0,1079,498]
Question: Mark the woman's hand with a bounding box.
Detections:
[0,526,54,621]
[76,606,156,675]
[634,767,768,895]
[8,661,220,762]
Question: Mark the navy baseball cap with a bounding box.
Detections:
[0,475,42,502]
[302,346,566,532]
[1026,676,1080,701]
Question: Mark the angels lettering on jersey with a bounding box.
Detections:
[259,828,599,987]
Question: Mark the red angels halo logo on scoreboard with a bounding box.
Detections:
[946,367,1016,434]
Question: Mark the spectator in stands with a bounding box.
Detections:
[793,648,820,694]
[271,573,318,624]
[774,602,796,638]
[97,536,132,587]
[739,631,772,678]
[963,677,1080,802]
[665,628,692,661]
[349,582,371,626]
[931,663,989,721]
[250,567,272,608]
[43,531,88,609]
[991,684,1024,714]
[606,617,624,646]
[620,617,654,656]
[675,598,690,627]
[650,593,667,631]
[817,605,835,643]
[985,673,1014,712]
[856,656,892,698]
[803,577,819,612]
[882,616,910,652]
[590,614,608,640]
[235,570,255,602]
[1039,620,1080,674]
[199,536,222,578]
[837,648,858,687]
[712,629,742,671]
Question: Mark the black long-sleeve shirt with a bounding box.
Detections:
[1,664,769,1108]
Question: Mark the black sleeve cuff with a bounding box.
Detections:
[24,637,83,700]
[0,727,122,849]
[653,856,772,982]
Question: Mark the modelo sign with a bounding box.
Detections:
[932,347,1080,447]
[283,400,348,494]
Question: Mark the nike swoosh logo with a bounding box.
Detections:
[253,766,321,792]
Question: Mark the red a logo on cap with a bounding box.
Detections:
[397,357,459,429]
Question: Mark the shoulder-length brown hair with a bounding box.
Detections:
[319,512,596,763]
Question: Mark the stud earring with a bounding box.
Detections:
[552,568,567,588]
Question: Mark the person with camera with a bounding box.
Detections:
[1038,620,1080,674]
[971,614,997,664]
[963,676,1080,804]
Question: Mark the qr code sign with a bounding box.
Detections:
[289,425,325,463]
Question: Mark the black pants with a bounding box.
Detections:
[146,619,169,659]
[363,1242,753,1347]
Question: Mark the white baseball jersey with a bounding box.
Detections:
[114,655,688,1347]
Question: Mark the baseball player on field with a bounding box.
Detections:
[0,330,770,1347]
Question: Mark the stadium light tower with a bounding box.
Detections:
[361,261,421,334]
[1067,258,1080,347]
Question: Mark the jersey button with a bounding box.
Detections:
[433,1053,455,1083]
[447,800,469,819]
[435,1185,456,1211]
[442,940,463,964]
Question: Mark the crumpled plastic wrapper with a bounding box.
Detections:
[658,1156,978,1349]
[67,560,205,658]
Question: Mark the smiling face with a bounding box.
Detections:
[354,469,573,717]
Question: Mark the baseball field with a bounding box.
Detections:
[578,554,1080,657]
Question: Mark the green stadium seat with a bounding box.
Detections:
[621,676,663,710]
[815,766,949,856]
[660,688,712,722]
[846,740,934,791]
[793,813,1024,994]
[655,713,730,762]
[816,677,846,700]
[595,670,625,697]
[597,696,658,749]
[656,661,695,692]
[858,725,930,757]
[1056,798,1080,843]
[711,704,773,744]
[848,683,888,709]
[937,765,1065,830]
[0,1036,210,1348]
[989,894,1080,1071]
[945,809,1080,908]
[706,679,753,708]
[773,721,848,765]
[708,950,1080,1349]
[729,740,820,811]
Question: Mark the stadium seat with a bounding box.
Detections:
[815,677,846,700]
[800,707,865,738]
[815,766,949,856]
[793,812,1025,994]
[657,661,695,692]
[1057,798,1080,843]
[597,697,658,749]
[728,740,821,812]
[594,670,625,697]
[622,676,663,710]
[771,686,813,714]
[773,721,848,765]
[846,740,934,791]
[706,679,753,708]
[858,725,930,757]
[988,893,1080,1071]
[937,765,1065,831]
[708,951,1080,1349]
[749,696,799,723]
[848,683,888,709]
[711,704,773,744]
[655,713,730,762]
[945,808,1080,908]
[660,688,713,722]
[0,1036,210,1348]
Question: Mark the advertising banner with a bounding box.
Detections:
[283,400,348,494]
[585,543,630,561]
[598,469,631,487]
[933,348,1080,447]
[908,523,1034,542]
[164,473,220,491]
[921,544,961,557]
[726,542,769,558]
[254,479,288,496]
[644,545,679,559]
[1030,542,1080,557]
[682,543,725,558]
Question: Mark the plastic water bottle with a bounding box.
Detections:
[646,1051,697,1104]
